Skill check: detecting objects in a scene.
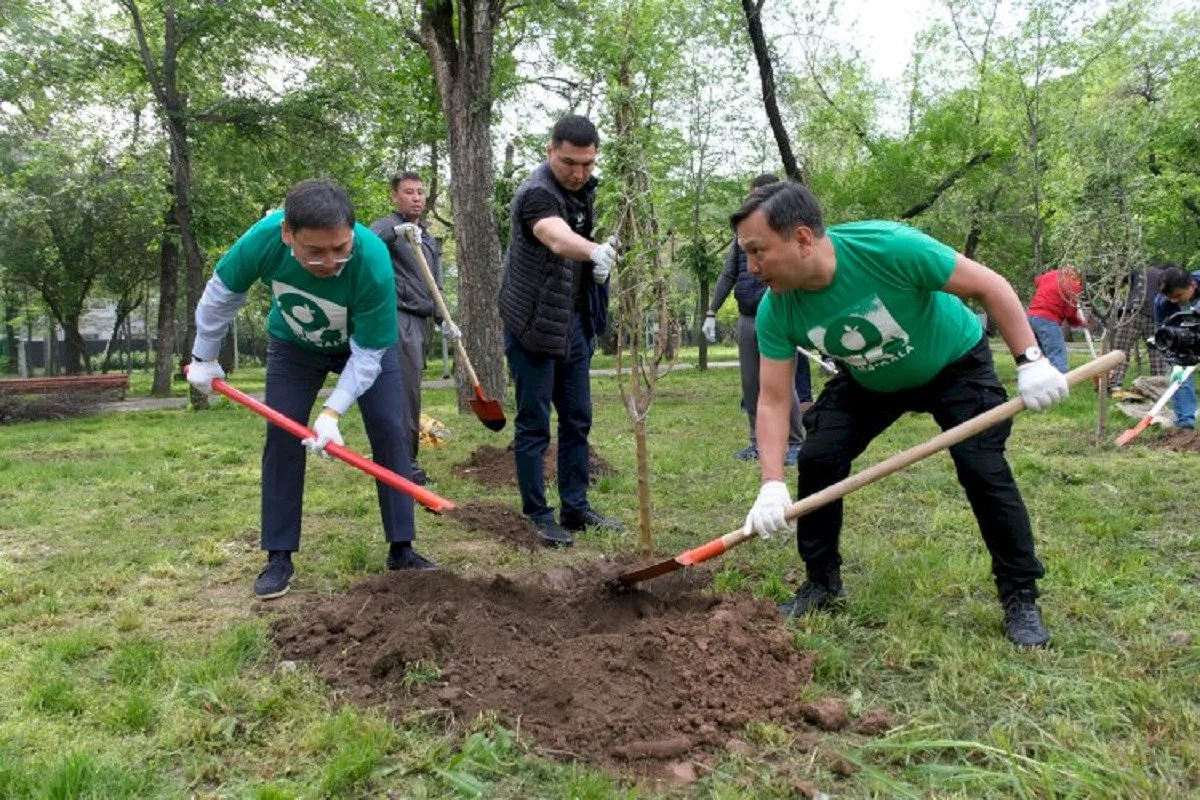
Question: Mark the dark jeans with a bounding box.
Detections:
[796,337,1044,596]
[261,337,415,552]
[504,318,594,524]
[795,354,813,403]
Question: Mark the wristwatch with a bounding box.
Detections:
[1014,345,1043,366]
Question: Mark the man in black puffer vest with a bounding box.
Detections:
[499,115,622,547]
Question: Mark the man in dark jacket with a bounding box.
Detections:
[1153,265,1200,429]
[498,115,621,547]
[1108,265,1168,389]
[369,172,460,486]
[703,173,807,464]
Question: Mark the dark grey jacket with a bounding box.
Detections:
[368,214,443,321]
[710,241,767,318]
[498,163,607,357]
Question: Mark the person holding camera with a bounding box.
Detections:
[1154,265,1200,430]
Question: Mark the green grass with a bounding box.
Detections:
[0,345,1197,796]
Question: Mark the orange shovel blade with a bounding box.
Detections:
[469,385,507,432]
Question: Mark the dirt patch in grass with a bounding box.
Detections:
[1147,429,1200,452]
[271,562,817,766]
[451,444,615,489]
[445,501,540,550]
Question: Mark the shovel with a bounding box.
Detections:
[1114,364,1195,446]
[193,369,456,514]
[613,350,1125,588]
[400,226,507,432]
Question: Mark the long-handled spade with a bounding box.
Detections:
[189,368,456,514]
[613,350,1125,588]
[400,227,507,432]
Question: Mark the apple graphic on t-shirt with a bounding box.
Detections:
[840,325,866,352]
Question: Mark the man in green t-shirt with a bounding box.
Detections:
[186,179,435,601]
[732,181,1069,648]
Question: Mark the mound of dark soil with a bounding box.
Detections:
[0,393,100,424]
[272,563,815,764]
[1148,429,1200,452]
[451,444,615,489]
[445,501,540,550]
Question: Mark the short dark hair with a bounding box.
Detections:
[1159,264,1191,295]
[551,115,600,149]
[390,171,422,191]
[729,181,824,237]
[750,173,779,190]
[284,179,355,232]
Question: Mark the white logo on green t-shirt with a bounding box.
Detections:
[808,294,913,371]
[272,281,348,348]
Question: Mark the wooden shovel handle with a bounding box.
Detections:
[401,227,482,390]
[679,349,1127,566]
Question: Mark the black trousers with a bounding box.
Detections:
[795,337,1045,596]
[261,337,414,552]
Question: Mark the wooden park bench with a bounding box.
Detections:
[0,373,130,400]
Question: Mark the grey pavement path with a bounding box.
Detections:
[97,361,742,414]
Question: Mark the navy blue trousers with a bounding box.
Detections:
[261,337,415,551]
[504,318,594,524]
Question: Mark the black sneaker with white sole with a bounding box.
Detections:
[1002,589,1050,648]
[255,551,294,600]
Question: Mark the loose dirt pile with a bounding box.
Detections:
[451,444,615,489]
[1147,429,1200,453]
[272,563,818,765]
[445,501,540,550]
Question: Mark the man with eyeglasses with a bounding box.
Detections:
[187,179,435,600]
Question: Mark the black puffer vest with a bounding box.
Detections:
[499,163,602,357]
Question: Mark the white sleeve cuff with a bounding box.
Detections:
[324,388,355,416]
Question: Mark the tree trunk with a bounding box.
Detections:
[153,202,179,396]
[634,415,652,557]
[698,281,709,370]
[740,0,805,183]
[418,0,508,414]
[4,284,18,375]
[101,296,136,373]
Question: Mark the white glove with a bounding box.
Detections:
[302,410,344,457]
[1017,358,1069,411]
[701,314,717,343]
[590,236,618,283]
[441,320,461,342]
[743,480,793,539]
[187,358,225,397]
[393,222,422,245]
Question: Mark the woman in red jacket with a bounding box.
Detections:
[1027,267,1087,373]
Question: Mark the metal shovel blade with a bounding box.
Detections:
[470,385,507,432]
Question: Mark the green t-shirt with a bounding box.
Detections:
[215,210,398,352]
[756,221,982,392]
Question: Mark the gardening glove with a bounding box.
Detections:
[702,314,717,343]
[1171,365,1187,384]
[186,358,225,397]
[441,320,461,342]
[393,222,422,245]
[743,480,792,540]
[590,236,618,283]
[302,410,343,457]
[1017,358,1069,411]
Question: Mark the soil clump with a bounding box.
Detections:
[1147,429,1200,453]
[452,444,615,489]
[272,562,816,765]
[445,502,540,550]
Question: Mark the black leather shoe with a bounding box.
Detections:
[255,551,294,600]
[779,577,846,618]
[1002,589,1050,648]
[561,509,623,533]
[387,544,437,571]
[410,463,429,486]
[536,521,574,548]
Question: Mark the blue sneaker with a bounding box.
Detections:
[784,442,803,466]
[734,443,759,461]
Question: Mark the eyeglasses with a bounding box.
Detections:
[292,231,355,269]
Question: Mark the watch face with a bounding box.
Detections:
[1022,346,1043,363]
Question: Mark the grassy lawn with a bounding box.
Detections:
[1,349,1198,797]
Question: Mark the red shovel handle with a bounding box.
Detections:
[204,374,455,513]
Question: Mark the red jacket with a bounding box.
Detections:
[1028,269,1084,327]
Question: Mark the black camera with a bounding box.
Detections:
[1150,310,1200,366]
